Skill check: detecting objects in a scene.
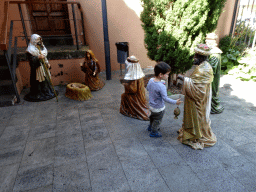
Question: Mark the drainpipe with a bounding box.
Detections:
[101,0,111,80]
[230,0,240,36]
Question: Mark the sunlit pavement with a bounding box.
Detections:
[0,71,256,192]
[220,75,256,106]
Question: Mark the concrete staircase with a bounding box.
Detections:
[0,55,17,107]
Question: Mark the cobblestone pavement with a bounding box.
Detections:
[0,71,256,192]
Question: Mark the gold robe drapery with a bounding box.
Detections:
[120,78,150,121]
[178,61,217,150]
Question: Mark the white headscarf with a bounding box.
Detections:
[26,34,50,82]
[26,34,48,58]
[124,57,145,80]
[210,47,223,54]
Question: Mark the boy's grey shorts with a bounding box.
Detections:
[149,110,165,133]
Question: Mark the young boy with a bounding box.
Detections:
[146,62,182,137]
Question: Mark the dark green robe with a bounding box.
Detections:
[209,53,224,114]
[24,53,56,102]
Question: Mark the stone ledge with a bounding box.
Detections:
[0,45,89,62]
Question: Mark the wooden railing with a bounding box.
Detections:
[0,0,86,51]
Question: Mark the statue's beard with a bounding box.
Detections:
[193,58,200,65]
[37,43,44,51]
[37,41,43,47]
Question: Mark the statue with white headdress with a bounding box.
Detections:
[120,56,150,120]
[24,34,58,102]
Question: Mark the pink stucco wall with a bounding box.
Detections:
[1,0,237,91]
[18,58,85,90]
[215,0,238,43]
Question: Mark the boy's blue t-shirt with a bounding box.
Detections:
[146,78,177,109]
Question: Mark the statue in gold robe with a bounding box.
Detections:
[177,44,217,150]
[120,56,150,121]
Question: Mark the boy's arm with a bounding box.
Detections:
[159,85,177,104]
[146,79,151,91]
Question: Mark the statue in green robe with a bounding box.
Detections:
[209,47,224,114]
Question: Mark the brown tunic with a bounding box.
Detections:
[81,59,105,91]
[120,78,150,121]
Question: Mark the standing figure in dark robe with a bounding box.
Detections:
[120,56,150,121]
[24,34,57,102]
[206,34,224,114]
[80,50,105,91]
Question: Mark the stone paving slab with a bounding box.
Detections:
[53,161,91,192]
[13,162,54,192]
[0,73,256,191]
[21,138,55,167]
[0,145,24,167]
[27,123,56,141]
[54,141,86,167]
[159,162,207,192]
[0,163,19,192]
[0,125,30,150]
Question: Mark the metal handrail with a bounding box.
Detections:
[0,1,87,104]
[0,1,86,51]
[4,20,20,103]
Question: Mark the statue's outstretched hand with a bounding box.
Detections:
[177,75,184,81]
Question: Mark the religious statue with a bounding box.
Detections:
[24,34,58,102]
[206,33,224,114]
[120,56,150,120]
[80,50,105,91]
[177,44,217,150]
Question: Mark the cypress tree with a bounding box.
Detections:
[140,0,227,82]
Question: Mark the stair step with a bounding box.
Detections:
[0,56,7,66]
[0,80,13,86]
[0,80,15,95]
[0,94,17,107]
[0,66,9,70]
[0,66,12,80]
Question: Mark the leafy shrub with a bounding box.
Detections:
[219,35,231,54]
[219,34,247,73]
[221,49,241,73]
[235,20,255,47]
[140,0,227,77]
[228,49,256,81]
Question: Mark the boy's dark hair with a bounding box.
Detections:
[154,61,171,76]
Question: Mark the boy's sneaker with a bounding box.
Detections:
[150,132,162,137]
[147,125,152,131]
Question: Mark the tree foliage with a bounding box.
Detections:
[140,0,227,74]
